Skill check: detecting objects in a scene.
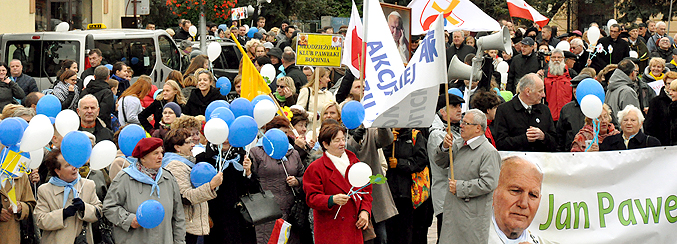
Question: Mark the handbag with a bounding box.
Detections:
[286,188,309,230]
[237,188,283,225]
[73,224,87,244]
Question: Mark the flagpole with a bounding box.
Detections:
[267,93,300,137]
[444,82,455,182]
[311,68,320,142]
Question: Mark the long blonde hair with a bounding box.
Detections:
[157,80,187,105]
[303,67,329,90]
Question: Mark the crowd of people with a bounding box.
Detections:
[0,14,675,244]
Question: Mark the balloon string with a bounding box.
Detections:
[78,170,91,195]
[584,118,601,152]
[334,183,371,220]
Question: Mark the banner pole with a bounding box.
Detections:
[444,82,454,181]
[311,68,320,142]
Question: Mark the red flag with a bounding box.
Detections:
[341,0,364,78]
[506,0,549,28]
[267,219,291,244]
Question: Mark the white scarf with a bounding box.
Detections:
[492,215,530,244]
[326,151,350,177]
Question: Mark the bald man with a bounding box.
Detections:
[489,156,554,244]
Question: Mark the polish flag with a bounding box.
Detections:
[341,0,364,78]
[267,219,292,244]
[506,0,549,28]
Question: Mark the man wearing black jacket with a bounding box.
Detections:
[80,66,115,128]
[590,24,630,72]
[446,31,476,67]
[281,50,307,93]
[507,37,540,94]
[77,94,114,143]
[494,73,556,152]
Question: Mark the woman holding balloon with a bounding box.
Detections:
[103,137,186,244]
[139,80,187,133]
[163,129,222,244]
[35,148,103,244]
[183,69,226,116]
[303,123,372,244]
[570,104,619,152]
[249,117,305,243]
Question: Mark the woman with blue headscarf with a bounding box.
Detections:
[103,137,186,244]
[35,148,102,244]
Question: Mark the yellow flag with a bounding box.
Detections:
[7,184,17,212]
[230,33,271,101]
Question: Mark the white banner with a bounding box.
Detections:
[500,147,677,243]
[363,13,446,128]
[407,0,500,35]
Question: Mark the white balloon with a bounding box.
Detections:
[347,162,372,187]
[587,26,601,47]
[253,100,277,127]
[207,42,222,62]
[204,118,229,144]
[89,140,117,170]
[629,50,638,58]
[28,149,44,169]
[555,41,570,52]
[21,115,54,152]
[606,19,617,31]
[500,72,508,85]
[189,25,198,36]
[55,110,80,136]
[580,95,603,119]
[496,61,509,73]
[55,22,69,32]
[260,64,277,84]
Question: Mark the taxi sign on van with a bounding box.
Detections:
[295,34,343,67]
[87,23,107,30]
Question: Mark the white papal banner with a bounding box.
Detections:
[500,146,677,243]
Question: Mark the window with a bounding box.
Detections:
[158,35,181,71]
[95,38,156,76]
[5,40,80,78]
[213,44,241,70]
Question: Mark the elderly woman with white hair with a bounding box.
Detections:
[599,105,661,151]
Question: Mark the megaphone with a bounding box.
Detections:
[448,55,480,81]
[476,26,512,56]
[257,0,271,4]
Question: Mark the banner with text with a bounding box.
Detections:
[295,34,344,67]
[499,147,677,243]
[363,13,446,128]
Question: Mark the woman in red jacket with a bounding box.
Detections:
[303,123,372,244]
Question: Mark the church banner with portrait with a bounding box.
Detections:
[381,3,412,63]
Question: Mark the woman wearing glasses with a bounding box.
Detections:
[274,76,297,107]
[183,69,226,116]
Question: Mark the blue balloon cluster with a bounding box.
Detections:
[216,77,231,96]
[206,100,230,120]
[61,131,92,168]
[230,98,254,118]
[228,116,258,147]
[576,78,605,104]
[36,94,62,118]
[341,101,366,129]
[118,124,146,157]
[137,200,165,229]
[210,107,235,125]
[263,129,289,160]
[0,118,25,146]
[190,162,217,188]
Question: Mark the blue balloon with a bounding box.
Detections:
[190,162,217,188]
[448,88,464,99]
[121,57,127,62]
[118,124,146,157]
[16,118,28,131]
[247,27,259,38]
[153,89,163,100]
[104,64,113,70]
[206,100,230,119]
[210,107,235,125]
[262,129,289,160]
[49,117,56,124]
[251,95,274,108]
[576,78,605,104]
[341,101,366,129]
[230,98,254,118]
[131,57,139,65]
[61,131,92,168]
[36,94,62,118]
[216,77,231,92]
[137,200,165,229]
[0,118,25,146]
[228,116,258,147]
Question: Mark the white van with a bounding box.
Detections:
[0,29,184,91]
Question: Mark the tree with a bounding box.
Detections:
[616,0,677,23]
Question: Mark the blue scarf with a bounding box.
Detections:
[214,154,243,171]
[122,158,163,198]
[255,138,294,162]
[163,152,195,168]
[276,65,286,79]
[48,174,81,207]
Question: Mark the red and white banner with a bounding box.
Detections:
[507,0,549,27]
[407,0,501,35]
[341,0,364,78]
[267,219,291,244]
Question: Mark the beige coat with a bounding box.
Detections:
[0,174,36,244]
[164,160,217,235]
[108,152,130,181]
[296,86,335,122]
[35,178,102,244]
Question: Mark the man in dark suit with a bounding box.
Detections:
[494,73,557,152]
[569,38,590,74]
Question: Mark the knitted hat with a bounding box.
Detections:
[163,102,182,117]
[267,47,283,59]
[132,138,164,158]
